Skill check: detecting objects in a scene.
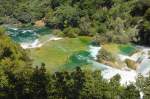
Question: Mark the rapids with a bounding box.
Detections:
[5,25,62,49]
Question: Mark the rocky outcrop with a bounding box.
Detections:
[34,20,45,27]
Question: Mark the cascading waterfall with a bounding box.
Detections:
[118,45,150,76]
[5,25,150,98]
[136,46,150,76]
[88,45,137,85]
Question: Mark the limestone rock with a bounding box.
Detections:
[125,59,138,70]
[34,20,45,27]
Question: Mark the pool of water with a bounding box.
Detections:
[64,51,92,69]
[4,25,52,43]
[119,44,136,55]
[63,45,101,69]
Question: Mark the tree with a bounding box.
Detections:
[80,70,108,98]
[63,27,80,37]
[120,84,140,99]
[138,21,150,45]
[109,74,123,99]
[144,8,150,21]
[0,67,9,99]
[71,67,85,99]
[137,73,150,99]
[79,17,92,36]
[31,64,49,99]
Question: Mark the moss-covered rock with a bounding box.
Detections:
[97,48,116,63]
[125,59,138,70]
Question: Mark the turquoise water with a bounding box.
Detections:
[64,51,92,69]
[5,25,51,43]
[119,44,136,55]
[4,26,94,69]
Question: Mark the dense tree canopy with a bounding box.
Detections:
[1,0,150,45]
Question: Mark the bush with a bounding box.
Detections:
[52,29,64,36]
[63,27,80,38]
[145,8,150,21]
[0,17,19,24]
[14,12,32,23]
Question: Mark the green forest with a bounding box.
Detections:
[1,0,150,99]
[1,0,150,45]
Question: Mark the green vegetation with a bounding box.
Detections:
[97,48,116,63]
[0,28,141,98]
[0,0,148,45]
[0,27,31,70]
[1,0,150,99]
[97,43,137,68]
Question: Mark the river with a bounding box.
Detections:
[4,25,150,87]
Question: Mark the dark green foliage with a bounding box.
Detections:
[144,8,150,21]
[0,27,31,68]
[0,0,143,45]
[132,0,150,46]
[0,28,32,99]
[137,74,150,99]
[63,27,80,37]
[31,64,49,99]
[49,67,85,99]
[120,84,140,99]
[0,65,141,99]
[138,21,150,45]
[131,0,150,16]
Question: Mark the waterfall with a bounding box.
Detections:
[88,45,137,85]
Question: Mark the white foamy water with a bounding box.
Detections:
[140,92,144,99]
[118,45,150,76]
[21,36,62,49]
[89,45,150,98]
[22,30,34,33]
[89,45,101,60]
[89,45,137,85]
[137,59,150,76]
[91,60,137,85]
[8,27,18,31]
[118,52,141,61]
[102,68,137,85]
[21,39,42,49]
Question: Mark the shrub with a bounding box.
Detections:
[63,27,80,38]
[97,48,116,62]
[52,29,64,36]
